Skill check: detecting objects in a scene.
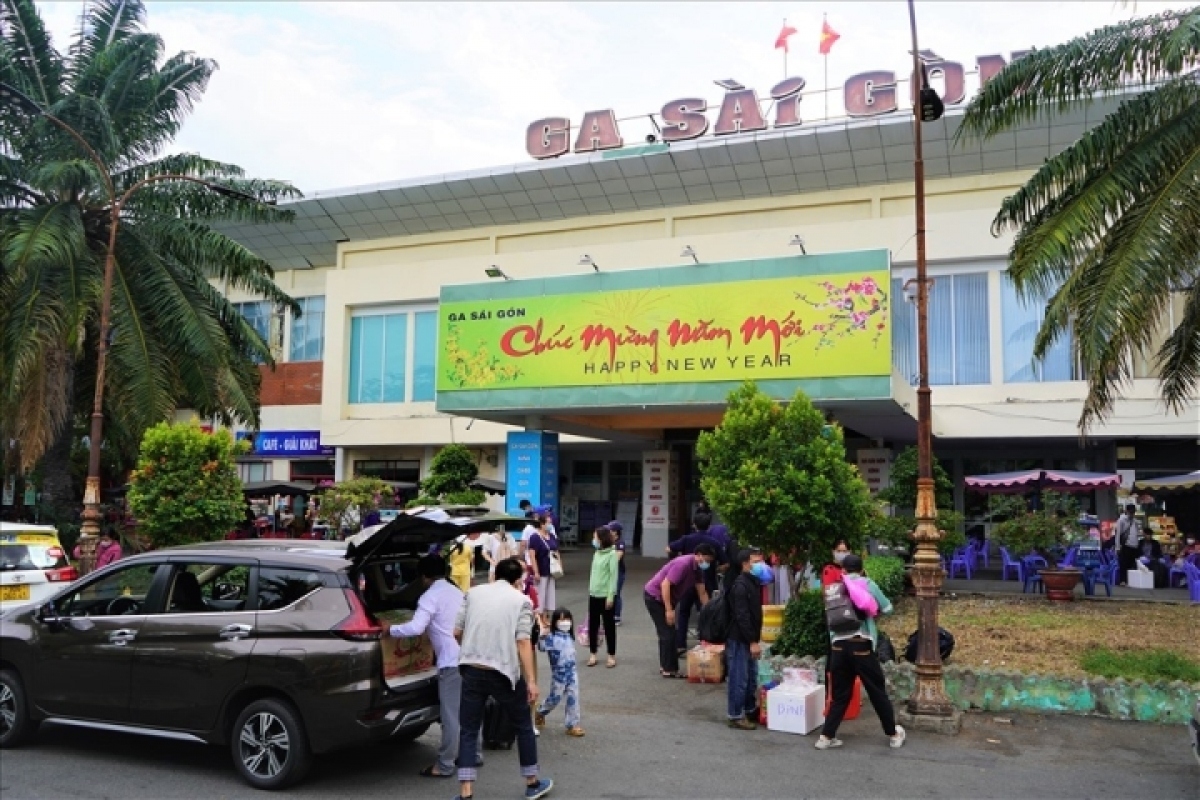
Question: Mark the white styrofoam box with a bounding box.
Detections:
[767,684,825,735]
[1127,570,1154,589]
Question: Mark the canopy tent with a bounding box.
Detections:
[470,477,506,496]
[1134,471,1200,493]
[965,469,1121,494]
[241,481,316,499]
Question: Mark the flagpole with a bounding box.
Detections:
[783,17,788,78]
[823,13,829,120]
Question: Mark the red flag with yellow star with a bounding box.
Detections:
[819,19,840,55]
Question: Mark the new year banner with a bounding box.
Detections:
[438,270,891,391]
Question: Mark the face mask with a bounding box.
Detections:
[750,562,774,585]
[592,539,600,550]
[833,551,848,564]
[556,620,572,632]
[697,560,711,571]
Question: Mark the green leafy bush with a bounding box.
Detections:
[877,446,953,511]
[772,590,827,659]
[864,555,906,603]
[1080,647,1200,683]
[866,504,965,557]
[411,444,485,507]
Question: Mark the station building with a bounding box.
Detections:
[212,74,1200,549]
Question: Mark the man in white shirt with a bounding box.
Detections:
[454,556,553,800]
[389,553,475,778]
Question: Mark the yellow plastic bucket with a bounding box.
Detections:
[761,604,785,643]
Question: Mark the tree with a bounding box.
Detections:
[126,422,245,548]
[0,0,301,509]
[877,446,952,512]
[695,382,872,565]
[871,445,963,556]
[318,477,393,535]
[958,8,1200,430]
[412,444,485,507]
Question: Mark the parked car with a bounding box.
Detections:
[0,511,500,790]
[0,522,78,613]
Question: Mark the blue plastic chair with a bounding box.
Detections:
[1059,546,1078,568]
[1088,561,1119,597]
[1184,561,1200,604]
[999,546,1024,583]
[1022,555,1047,594]
[1169,554,1199,588]
[947,547,973,580]
[974,539,990,570]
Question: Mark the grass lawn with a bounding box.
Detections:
[878,596,1200,680]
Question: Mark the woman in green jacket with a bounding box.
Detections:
[586,526,620,668]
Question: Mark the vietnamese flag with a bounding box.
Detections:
[819,19,840,55]
[775,22,798,52]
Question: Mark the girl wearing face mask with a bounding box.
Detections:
[823,539,852,587]
[585,527,619,668]
[535,608,585,737]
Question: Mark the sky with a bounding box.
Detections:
[33,0,1199,195]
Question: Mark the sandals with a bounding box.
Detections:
[606,658,617,668]
[419,765,453,778]
[586,655,598,667]
[660,670,684,679]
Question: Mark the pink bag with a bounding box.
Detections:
[843,576,879,618]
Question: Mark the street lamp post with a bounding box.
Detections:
[901,0,960,731]
[1,82,265,573]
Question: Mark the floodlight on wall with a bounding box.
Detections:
[680,245,699,264]
[897,266,933,303]
[485,265,511,280]
[789,235,807,255]
[579,254,600,272]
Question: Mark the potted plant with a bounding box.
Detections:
[993,507,1080,602]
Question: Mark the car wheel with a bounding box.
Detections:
[390,722,432,745]
[0,669,38,748]
[231,698,311,790]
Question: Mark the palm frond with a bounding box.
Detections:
[0,0,64,106]
[958,8,1200,140]
[1157,279,1200,414]
[68,0,146,80]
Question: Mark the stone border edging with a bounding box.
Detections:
[759,654,1199,725]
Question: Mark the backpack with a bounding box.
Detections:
[823,580,863,635]
[697,588,732,644]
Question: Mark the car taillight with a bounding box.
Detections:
[45,566,79,582]
[333,588,383,641]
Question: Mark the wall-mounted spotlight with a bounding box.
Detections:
[484,265,511,280]
[680,245,699,264]
[789,235,807,255]
[579,254,600,272]
[897,266,934,304]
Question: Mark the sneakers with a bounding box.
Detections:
[727,717,757,731]
[524,778,554,800]
[814,735,843,750]
[534,712,546,730]
[565,726,585,737]
[890,725,907,749]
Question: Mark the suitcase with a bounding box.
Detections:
[482,696,517,750]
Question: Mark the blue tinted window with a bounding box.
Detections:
[412,312,438,402]
[289,296,325,362]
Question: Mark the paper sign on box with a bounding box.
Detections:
[767,684,825,735]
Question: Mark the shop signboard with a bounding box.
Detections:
[642,450,677,557]
[506,432,559,516]
[242,431,334,458]
[439,251,890,394]
[856,448,893,496]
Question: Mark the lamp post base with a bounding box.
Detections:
[77,476,103,575]
[896,708,963,735]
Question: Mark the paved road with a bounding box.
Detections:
[2,550,1195,799]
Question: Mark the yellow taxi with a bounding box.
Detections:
[0,522,78,612]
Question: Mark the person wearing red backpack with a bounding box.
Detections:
[814,554,906,751]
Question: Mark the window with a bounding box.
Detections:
[290,460,335,485]
[164,563,252,613]
[238,462,272,483]
[1001,274,1080,382]
[354,459,421,483]
[58,563,161,617]
[892,273,990,385]
[348,307,439,404]
[572,460,603,485]
[608,460,642,502]
[289,295,325,362]
[257,568,323,611]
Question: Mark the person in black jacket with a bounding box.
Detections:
[726,548,769,730]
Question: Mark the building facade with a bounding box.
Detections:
[212,100,1199,545]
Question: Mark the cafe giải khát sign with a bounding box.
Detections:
[526,49,1030,159]
[437,263,891,392]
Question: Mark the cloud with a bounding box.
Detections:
[34,0,1198,193]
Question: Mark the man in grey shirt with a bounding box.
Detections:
[454,556,553,800]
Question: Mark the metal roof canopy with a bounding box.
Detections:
[217,99,1123,271]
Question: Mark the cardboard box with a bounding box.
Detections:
[1127,570,1154,589]
[686,644,725,684]
[376,609,436,680]
[767,684,825,735]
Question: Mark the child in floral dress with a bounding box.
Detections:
[534,608,584,737]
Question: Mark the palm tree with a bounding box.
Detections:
[958,7,1200,430]
[0,0,301,508]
